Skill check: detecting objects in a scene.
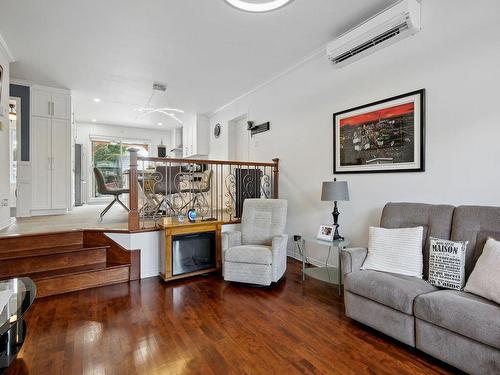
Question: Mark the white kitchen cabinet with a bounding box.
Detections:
[31,86,71,214]
[32,88,71,120]
[182,114,209,158]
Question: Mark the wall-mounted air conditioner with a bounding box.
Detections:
[327,0,421,68]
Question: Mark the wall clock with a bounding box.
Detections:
[214,123,221,138]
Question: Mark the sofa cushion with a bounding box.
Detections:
[451,205,500,278]
[344,270,438,315]
[380,202,455,279]
[224,245,272,265]
[414,290,500,350]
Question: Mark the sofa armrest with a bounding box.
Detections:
[221,231,242,255]
[341,247,368,276]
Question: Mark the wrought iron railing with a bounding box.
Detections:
[127,149,279,230]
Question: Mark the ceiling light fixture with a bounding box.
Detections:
[224,0,293,12]
[93,98,101,103]
[158,122,163,126]
[91,118,97,122]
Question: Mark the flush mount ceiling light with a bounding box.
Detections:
[224,0,293,13]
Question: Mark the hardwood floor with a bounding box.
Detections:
[7,260,459,375]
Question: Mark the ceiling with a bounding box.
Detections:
[0,0,396,129]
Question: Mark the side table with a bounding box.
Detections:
[298,237,350,296]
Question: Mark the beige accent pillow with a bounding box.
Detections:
[362,226,424,278]
[464,237,500,304]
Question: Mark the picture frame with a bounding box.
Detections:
[317,224,334,242]
[333,89,425,174]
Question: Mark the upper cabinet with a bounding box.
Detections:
[32,88,71,120]
[182,114,209,158]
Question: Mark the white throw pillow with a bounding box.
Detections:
[362,226,424,278]
[464,237,500,304]
[428,237,467,290]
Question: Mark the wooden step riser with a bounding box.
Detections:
[0,249,107,279]
[0,231,83,253]
[35,266,130,298]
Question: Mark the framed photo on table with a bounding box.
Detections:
[333,89,425,174]
[317,225,334,241]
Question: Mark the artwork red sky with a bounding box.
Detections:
[340,102,414,127]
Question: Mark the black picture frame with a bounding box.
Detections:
[333,89,425,174]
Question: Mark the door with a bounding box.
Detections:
[51,118,69,209]
[51,93,71,120]
[74,144,83,206]
[31,116,51,209]
[31,89,52,118]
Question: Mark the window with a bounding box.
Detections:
[92,139,149,198]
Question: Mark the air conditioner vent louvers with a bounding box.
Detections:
[332,22,410,64]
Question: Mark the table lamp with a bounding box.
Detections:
[321,178,350,240]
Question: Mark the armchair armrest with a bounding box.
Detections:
[221,231,242,255]
[341,247,368,276]
[271,234,288,281]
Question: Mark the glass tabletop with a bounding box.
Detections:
[0,277,36,337]
[302,237,350,248]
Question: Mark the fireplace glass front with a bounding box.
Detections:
[172,232,216,276]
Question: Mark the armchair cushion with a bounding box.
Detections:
[224,245,272,265]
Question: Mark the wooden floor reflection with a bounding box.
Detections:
[6,261,458,375]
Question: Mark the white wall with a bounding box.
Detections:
[75,121,172,203]
[0,45,11,228]
[209,0,500,265]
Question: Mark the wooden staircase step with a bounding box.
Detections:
[0,244,110,260]
[30,263,131,298]
[0,246,110,279]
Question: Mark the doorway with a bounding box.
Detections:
[8,98,20,217]
[228,115,249,161]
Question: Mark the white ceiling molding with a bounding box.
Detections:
[0,32,15,62]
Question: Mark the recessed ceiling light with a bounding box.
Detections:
[158,122,163,126]
[93,98,101,103]
[224,0,293,12]
[91,118,97,122]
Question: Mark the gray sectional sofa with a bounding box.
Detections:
[341,203,500,375]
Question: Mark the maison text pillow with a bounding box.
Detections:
[362,226,424,278]
[465,237,500,304]
[428,237,467,290]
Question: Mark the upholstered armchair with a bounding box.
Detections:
[222,199,288,286]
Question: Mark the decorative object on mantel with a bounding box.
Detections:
[321,178,349,240]
[214,123,221,138]
[333,89,425,174]
[247,120,270,136]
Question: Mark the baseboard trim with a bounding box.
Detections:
[0,217,16,231]
[30,209,68,216]
[287,253,331,268]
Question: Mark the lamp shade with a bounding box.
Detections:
[321,180,349,202]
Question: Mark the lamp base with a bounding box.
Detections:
[332,201,344,240]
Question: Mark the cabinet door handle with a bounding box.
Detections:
[48,102,51,116]
[51,102,55,116]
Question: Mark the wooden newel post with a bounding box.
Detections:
[128,148,140,231]
[272,158,279,199]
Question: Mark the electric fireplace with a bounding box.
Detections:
[172,232,216,276]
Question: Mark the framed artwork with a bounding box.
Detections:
[333,89,425,174]
[317,224,334,242]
